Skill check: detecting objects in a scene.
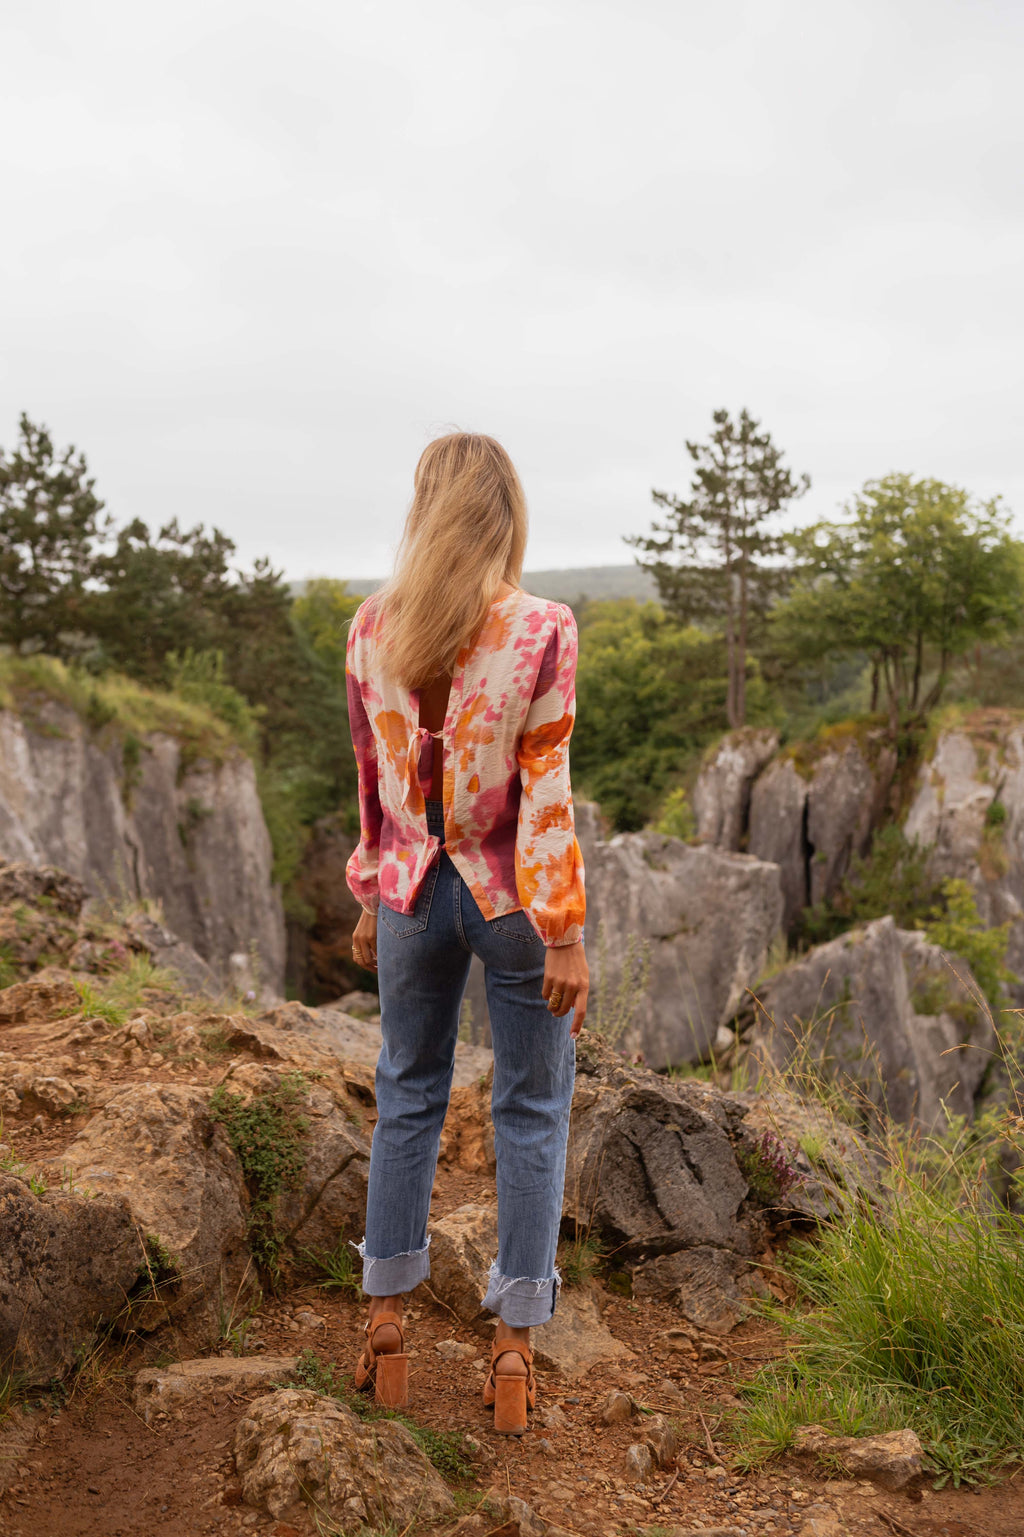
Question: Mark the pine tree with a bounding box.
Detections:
[628,408,809,727]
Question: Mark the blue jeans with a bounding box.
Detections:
[359,799,576,1326]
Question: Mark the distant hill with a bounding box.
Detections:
[292,564,659,606]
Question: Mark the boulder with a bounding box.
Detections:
[693,729,780,850]
[750,917,994,1128]
[0,862,86,917]
[234,1387,455,1524]
[133,1355,299,1423]
[529,1287,632,1377]
[564,1036,756,1261]
[576,818,783,1066]
[424,1200,631,1376]
[123,911,220,998]
[804,739,888,906]
[424,1202,498,1322]
[791,1424,923,1490]
[0,975,81,1027]
[235,1000,493,1089]
[49,1082,251,1332]
[632,1246,768,1334]
[0,1173,144,1383]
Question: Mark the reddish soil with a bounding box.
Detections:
[2,1281,1022,1537]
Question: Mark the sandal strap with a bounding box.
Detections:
[491,1338,533,1368]
[366,1311,405,1349]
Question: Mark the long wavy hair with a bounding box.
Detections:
[376,432,528,688]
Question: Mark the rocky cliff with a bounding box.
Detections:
[0,697,285,994]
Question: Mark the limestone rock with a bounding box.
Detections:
[0,976,81,1027]
[792,1423,923,1490]
[0,1173,143,1383]
[124,912,219,997]
[236,1000,493,1089]
[642,1412,680,1469]
[234,1387,455,1523]
[422,1201,497,1322]
[565,1036,754,1259]
[0,862,87,917]
[632,1246,766,1334]
[905,722,1024,1002]
[748,758,809,932]
[599,1389,635,1425]
[51,1082,251,1332]
[530,1287,632,1378]
[694,729,780,850]
[751,916,994,1128]
[133,1355,299,1422]
[625,1441,654,1480]
[575,815,783,1066]
[804,739,888,907]
[0,702,285,991]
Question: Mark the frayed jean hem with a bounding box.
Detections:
[481,1259,562,1327]
[356,1236,431,1297]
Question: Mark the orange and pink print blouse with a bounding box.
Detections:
[345,588,586,948]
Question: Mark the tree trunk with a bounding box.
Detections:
[870,657,880,713]
[911,630,923,711]
[723,518,737,729]
[736,555,748,727]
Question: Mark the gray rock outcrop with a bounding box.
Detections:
[693,727,779,849]
[749,916,994,1128]
[699,728,897,934]
[0,701,285,992]
[577,815,783,1066]
[905,722,1024,1000]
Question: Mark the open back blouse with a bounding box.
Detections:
[344,587,586,947]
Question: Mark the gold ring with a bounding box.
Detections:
[550,991,563,1005]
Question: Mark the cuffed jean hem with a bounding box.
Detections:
[357,1237,431,1297]
[481,1260,562,1327]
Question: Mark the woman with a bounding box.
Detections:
[345,431,588,1435]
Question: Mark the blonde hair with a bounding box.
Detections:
[376,432,528,688]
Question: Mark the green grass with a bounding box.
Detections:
[99,953,179,1010]
[0,652,244,764]
[557,1232,603,1288]
[301,1234,362,1296]
[731,1112,1024,1486]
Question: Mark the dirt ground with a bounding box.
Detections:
[2,1273,1023,1537]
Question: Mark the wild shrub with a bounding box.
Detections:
[736,1129,802,1206]
[922,878,1015,1015]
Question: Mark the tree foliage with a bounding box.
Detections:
[0,413,109,656]
[774,475,1024,725]
[572,599,769,830]
[628,407,809,728]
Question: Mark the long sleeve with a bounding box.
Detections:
[345,624,383,915]
[514,604,586,947]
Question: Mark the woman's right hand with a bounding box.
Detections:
[352,909,378,973]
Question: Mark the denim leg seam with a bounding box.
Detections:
[453,872,471,952]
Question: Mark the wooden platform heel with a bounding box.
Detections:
[354,1311,409,1408]
[482,1338,536,1435]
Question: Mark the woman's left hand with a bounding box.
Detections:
[543,940,589,1037]
[352,909,378,972]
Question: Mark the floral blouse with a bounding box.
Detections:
[345,588,586,947]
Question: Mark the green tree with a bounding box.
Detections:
[774,475,1024,726]
[90,517,236,682]
[628,408,809,728]
[572,599,767,829]
[0,414,110,656]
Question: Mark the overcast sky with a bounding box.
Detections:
[2,0,1021,582]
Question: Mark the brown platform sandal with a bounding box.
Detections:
[354,1311,409,1408]
[482,1338,537,1435]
